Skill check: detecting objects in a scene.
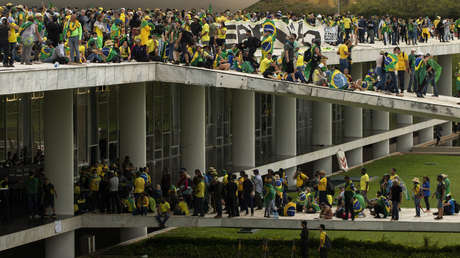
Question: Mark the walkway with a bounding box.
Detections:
[2,207,459,252]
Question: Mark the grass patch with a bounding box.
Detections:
[103,227,460,258]
[329,154,460,208]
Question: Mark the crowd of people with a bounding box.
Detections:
[0,4,459,99]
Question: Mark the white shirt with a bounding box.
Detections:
[253,175,263,194]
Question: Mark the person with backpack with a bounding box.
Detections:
[412,177,423,217]
[318,224,330,258]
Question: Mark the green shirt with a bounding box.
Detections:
[445,178,451,196]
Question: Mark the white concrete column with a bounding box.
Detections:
[119,83,147,168]
[396,114,413,152]
[232,90,255,168]
[312,102,332,173]
[419,126,434,144]
[120,227,148,242]
[372,111,389,158]
[438,55,452,96]
[275,95,296,187]
[119,83,147,241]
[46,231,75,258]
[344,106,363,166]
[44,90,75,258]
[44,89,74,216]
[438,55,453,138]
[181,86,206,172]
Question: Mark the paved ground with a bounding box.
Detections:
[170,206,459,223]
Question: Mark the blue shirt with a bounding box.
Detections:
[422,182,430,197]
[448,199,455,214]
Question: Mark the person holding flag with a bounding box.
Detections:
[423,53,441,97]
[414,51,426,98]
[261,16,276,60]
[384,49,401,96]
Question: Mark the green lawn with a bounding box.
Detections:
[329,154,460,208]
[160,227,460,248]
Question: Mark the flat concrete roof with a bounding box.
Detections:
[2,206,459,252]
[1,62,460,121]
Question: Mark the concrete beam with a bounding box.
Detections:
[1,63,460,121]
[247,119,444,176]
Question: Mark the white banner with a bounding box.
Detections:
[225,19,327,49]
[336,149,349,171]
[324,26,338,44]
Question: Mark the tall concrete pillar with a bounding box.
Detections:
[312,102,332,173]
[44,89,74,215]
[419,126,434,143]
[46,231,75,258]
[344,106,363,166]
[44,89,74,258]
[438,55,453,138]
[181,86,206,172]
[232,90,255,168]
[119,83,147,240]
[119,83,146,168]
[396,114,413,152]
[372,111,389,158]
[275,96,296,186]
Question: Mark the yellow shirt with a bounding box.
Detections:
[8,23,17,43]
[89,176,101,191]
[338,44,349,59]
[259,58,272,74]
[413,184,421,196]
[320,231,327,248]
[296,55,304,68]
[178,201,189,215]
[201,23,210,42]
[146,39,158,54]
[238,177,245,192]
[217,27,227,39]
[195,181,205,198]
[390,174,399,181]
[140,25,152,46]
[343,18,351,29]
[134,177,145,193]
[360,173,369,191]
[396,52,408,71]
[159,202,171,213]
[296,173,308,188]
[318,177,327,191]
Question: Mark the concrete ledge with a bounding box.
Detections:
[0,216,82,252]
[81,212,460,233]
[2,62,460,121]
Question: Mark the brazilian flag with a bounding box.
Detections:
[263,19,277,35]
[330,69,349,89]
[384,53,398,72]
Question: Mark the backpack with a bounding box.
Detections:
[454,200,460,213]
[326,180,335,195]
[324,234,332,249]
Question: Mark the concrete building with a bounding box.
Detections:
[0,41,458,257]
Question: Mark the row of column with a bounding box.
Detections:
[43,84,148,258]
[42,55,454,257]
